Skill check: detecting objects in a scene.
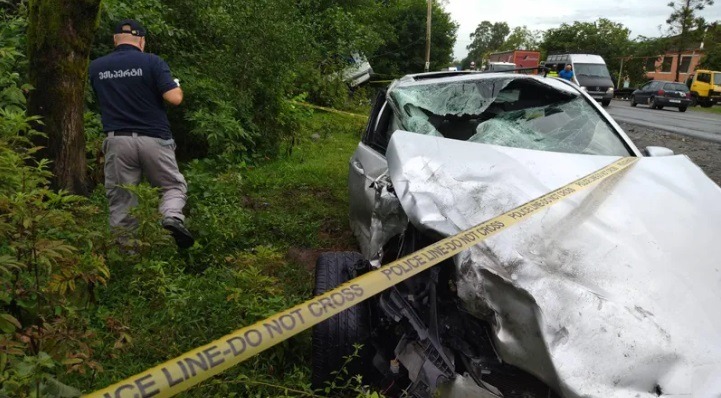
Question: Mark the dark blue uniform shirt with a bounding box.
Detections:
[89,45,178,139]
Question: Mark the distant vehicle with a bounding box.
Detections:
[545,54,614,107]
[445,66,458,72]
[686,69,721,107]
[486,62,516,72]
[489,50,541,70]
[631,80,691,112]
[340,52,374,87]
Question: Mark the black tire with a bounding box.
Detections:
[679,106,687,112]
[311,252,373,390]
[630,96,637,107]
[601,99,611,107]
[650,97,659,109]
[701,100,714,108]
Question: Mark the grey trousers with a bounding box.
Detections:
[103,132,187,231]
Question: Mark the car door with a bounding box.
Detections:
[637,82,654,103]
[348,91,392,255]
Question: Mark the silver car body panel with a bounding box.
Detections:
[381,130,721,397]
[351,73,643,263]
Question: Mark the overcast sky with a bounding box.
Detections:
[445,0,721,60]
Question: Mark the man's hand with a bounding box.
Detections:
[163,87,183,106]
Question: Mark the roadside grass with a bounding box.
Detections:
[64,108,369,396]
[688,105,721,115]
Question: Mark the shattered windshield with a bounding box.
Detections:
[387,77,631,156]
[574,63,611,78]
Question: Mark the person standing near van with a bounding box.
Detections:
[89,19,195,249]
[546,64,559,78]
[559,64,574,81]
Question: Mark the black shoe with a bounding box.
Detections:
[162,217,195,249]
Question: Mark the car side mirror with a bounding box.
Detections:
[644,146,674,157]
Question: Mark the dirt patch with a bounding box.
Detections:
[621,122,721,186]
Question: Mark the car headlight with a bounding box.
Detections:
[607,87,614,94]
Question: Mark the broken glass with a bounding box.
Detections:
[386,76,631,156]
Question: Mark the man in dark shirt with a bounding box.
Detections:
[90,19,194,249]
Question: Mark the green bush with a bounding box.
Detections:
[0,12,111,397]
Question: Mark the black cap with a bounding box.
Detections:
[114,19,146,37]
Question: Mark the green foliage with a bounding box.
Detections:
[499,26,541,52]
[699,23,721,70]
[665,0,714,81]
[369,0,458,76]
[464,21,510,66]
[0,12,109,397]
[5,1,387,396]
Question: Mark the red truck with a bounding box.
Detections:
[488,50,541,70]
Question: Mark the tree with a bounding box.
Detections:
[499,26,540,51]
[541,18,632,83]
[623,36,668,86]
[666,0,715,82]
[27,0,102,194]
[370,0,457,76]
[699,22,721,70]
[465,21,509,64]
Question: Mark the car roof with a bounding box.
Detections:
[391,71,581,95]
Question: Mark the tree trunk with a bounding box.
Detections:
[675,49,683,82]
[27,0,101,195]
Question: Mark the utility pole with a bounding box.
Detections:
[425,0,432,72]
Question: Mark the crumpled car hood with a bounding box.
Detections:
[385,130,721,397]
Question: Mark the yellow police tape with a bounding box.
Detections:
[86,157,638,398]
[287,101,368,120]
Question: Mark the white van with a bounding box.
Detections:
[545,54,614,106]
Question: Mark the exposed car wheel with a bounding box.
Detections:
[701,100,714,108]
[311,252,375,390]
[650,97,659,109]
[679,106,687,112]
[601,99,611,107]
[630,96,637,107]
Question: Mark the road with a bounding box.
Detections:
[606,100,721,143]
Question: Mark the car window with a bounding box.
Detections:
[641,82,653,90]
[386,77,632,156]
[715,74,721,86]
[573,63,611,78]
[698,73,711,84]
[363,90,388,152]
[663,83,688,91]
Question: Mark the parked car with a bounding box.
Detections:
[630,80,692,112]
[311,71,721,397]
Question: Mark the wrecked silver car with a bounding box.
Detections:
[311,71,721,397]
